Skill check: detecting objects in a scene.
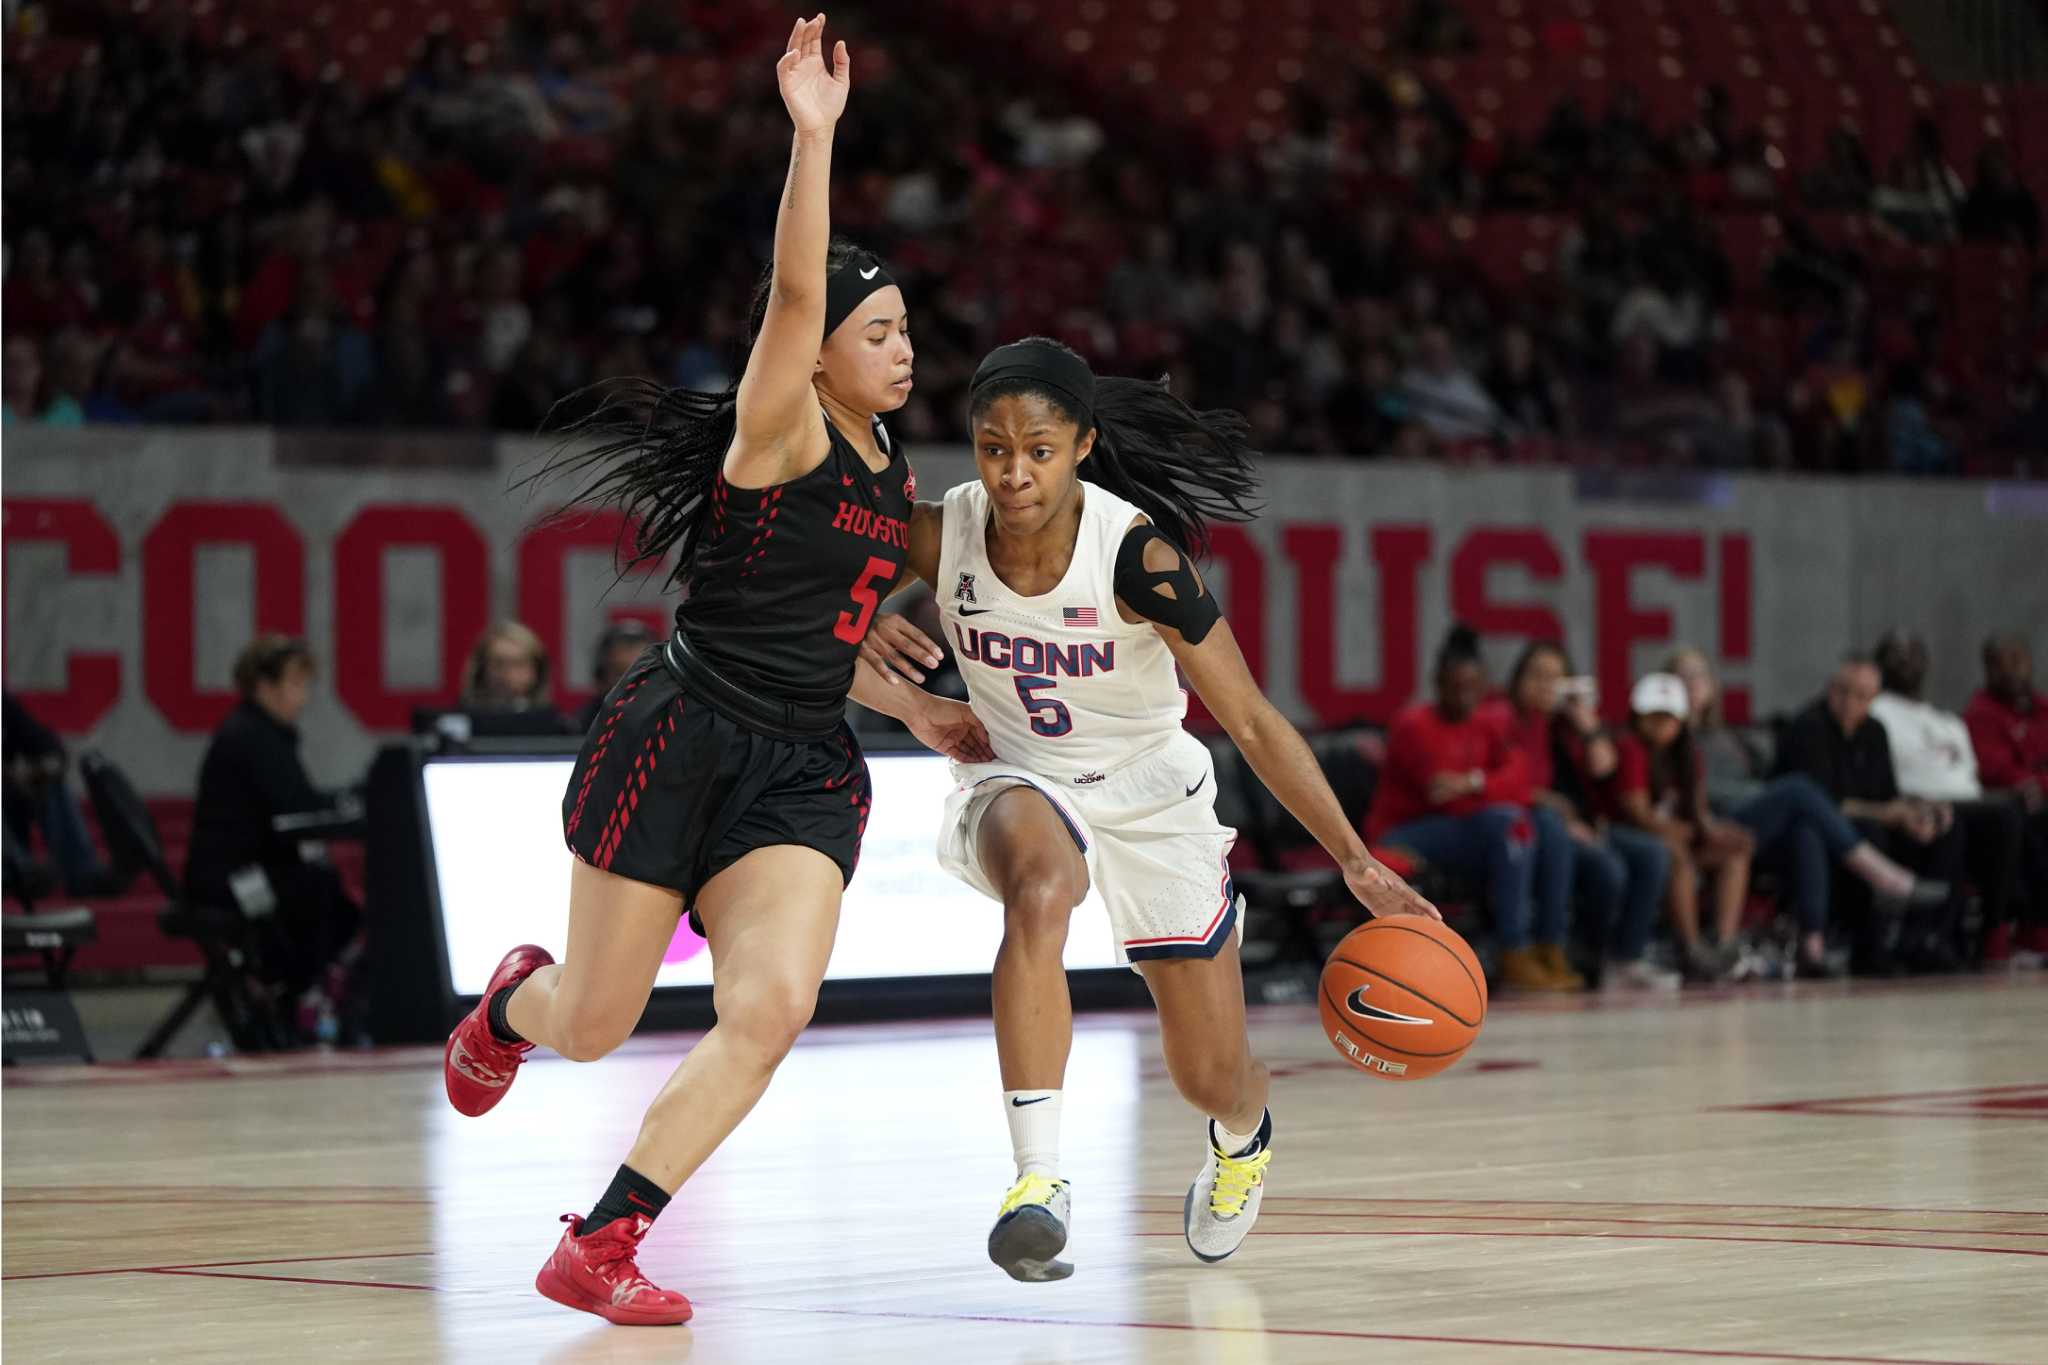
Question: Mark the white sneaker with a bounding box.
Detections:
[989,1173,1073,1282]
[1603,957,1682,990]
[1184,1114,1271,1264]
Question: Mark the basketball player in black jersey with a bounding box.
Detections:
[440,18,992,1326]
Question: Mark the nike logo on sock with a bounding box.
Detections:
[626,1192,659,1211]
[1010,1095,1052,1107]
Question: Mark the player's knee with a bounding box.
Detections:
[555,1001,634,1063]
[719,976,819,1065]
[1002,876,1079,948]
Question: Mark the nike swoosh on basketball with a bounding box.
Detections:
[1184,773,1207,798]
[1345,985,1432,1025]
[859,265,880,279]
[1010,1095,1051,1107]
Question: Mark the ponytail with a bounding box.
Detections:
[1085,376,1261,558]
[517,377,735,591]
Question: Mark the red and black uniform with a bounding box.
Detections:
[562,418,915,918]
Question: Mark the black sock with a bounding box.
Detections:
[583,1164,671,1235]
[485,985,524,1045]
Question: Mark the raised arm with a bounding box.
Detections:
[1115,523,1438,920]
[729,16,848,485]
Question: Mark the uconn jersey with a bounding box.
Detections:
[934,480,1240,965]
[936,480,1184,777]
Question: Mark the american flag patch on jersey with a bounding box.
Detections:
[1062,606,1099,627]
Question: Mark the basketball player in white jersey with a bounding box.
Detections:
[859,338,1438,1280]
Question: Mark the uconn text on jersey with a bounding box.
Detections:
[953,625,1117,678]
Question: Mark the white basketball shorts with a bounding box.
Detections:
[938,729,1242,965]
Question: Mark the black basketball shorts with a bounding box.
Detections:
[561,648,872,926]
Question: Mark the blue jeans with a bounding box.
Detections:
[1534,809,1670,962]
[1384,804,1537,950]
[1731,775,1860,934]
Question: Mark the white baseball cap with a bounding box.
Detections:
[1630,672,1690,720]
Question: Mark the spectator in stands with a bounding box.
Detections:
[2,692,116,899]
[1399,325,1502,443]
[1882,365,1955,476]
[1592,674,1753,981]
[185,636,361,1040]
[1872,628,2027,958]
[1484,324,1572,437]
[1776,656,1965,973]
[2,336,84,427]
[573,619,656,733]
[1959,143,2042,250]
[1670,648,1946,977]
[1804,129,1875,212]
[1964,631,2048,959]
[1490,643,1676,990]
[461,621,566,725]
[1367,626,1569,991]
[1400,0,1478,55]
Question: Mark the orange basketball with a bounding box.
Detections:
[1319,917,1487,1080]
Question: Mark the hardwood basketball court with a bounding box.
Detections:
[4,976,2042,1363]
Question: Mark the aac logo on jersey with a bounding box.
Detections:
[954,572,978,604]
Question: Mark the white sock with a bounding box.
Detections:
[1004,1090,1062,1178]
[1211,1111,1268,1158]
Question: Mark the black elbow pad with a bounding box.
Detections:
[1114,524,1221,645]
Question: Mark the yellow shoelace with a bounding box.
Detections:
[1209,1145,1271,1218]
[998,1172,1064,1217]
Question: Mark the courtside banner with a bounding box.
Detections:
[5,427,2043,792]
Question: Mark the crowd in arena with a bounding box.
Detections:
[5,0,2044,470]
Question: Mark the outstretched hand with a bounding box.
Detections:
[908,696,997,765]
[775,14,850,134]
[1344,856,1442,921]
[860,611,945,685]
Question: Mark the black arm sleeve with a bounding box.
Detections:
[1113,524,1221,645]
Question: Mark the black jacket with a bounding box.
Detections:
[184,701,330,906]
[1775,699,1899,804]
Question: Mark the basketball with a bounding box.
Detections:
[1319,918,1487,1080]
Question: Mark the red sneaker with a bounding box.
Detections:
[535,1213,693,1326]
[443,944,553,1117]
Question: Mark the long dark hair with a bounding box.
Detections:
[969,337,1260,557]
[1638,713,1706,822]
[518,238,874,589]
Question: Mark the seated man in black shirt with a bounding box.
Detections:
[1775,656,1965,972]
[185,635,362,1041]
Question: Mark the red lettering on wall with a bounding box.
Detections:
[1583,531,1706,722]
[518,513,670,712]
[140,502,305,731]
[1718,533,1753,724]
[1285,523,1431,727]
[333,505,488,730]
[1,498,123,732]
[1449,526,1566,644]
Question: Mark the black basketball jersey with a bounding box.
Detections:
[676,416,915,709]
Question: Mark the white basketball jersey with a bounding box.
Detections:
[936,480,1186,779]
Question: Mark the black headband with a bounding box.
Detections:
[822,252,898,338]
[970,341,1097,428]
